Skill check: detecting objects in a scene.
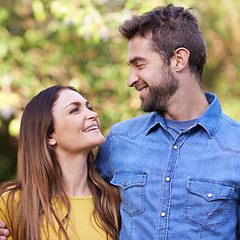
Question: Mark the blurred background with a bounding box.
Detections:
[0,0,240,182]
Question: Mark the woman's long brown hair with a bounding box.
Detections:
[0,85,120,239]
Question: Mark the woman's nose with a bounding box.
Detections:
[86,109,98,120]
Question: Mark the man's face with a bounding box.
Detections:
[127,35,178,113]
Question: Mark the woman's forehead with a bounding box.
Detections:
[58,89,86,102]
[53,89,87,110]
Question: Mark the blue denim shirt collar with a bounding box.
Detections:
[146,92,222,138]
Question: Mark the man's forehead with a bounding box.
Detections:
[128,37,146,54]
[127,36,155,63]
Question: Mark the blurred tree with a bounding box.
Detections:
[0,0,240,181]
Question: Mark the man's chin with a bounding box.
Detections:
[141,101,165,113]
[141,102,153,113]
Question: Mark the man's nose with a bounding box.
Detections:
[127,69,139,87]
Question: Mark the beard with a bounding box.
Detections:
[141,65,178,113]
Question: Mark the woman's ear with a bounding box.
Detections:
[48,135,57,146]
[171,47,190,72]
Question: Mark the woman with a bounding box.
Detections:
[0,85,120,240]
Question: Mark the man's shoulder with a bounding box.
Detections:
[215,113,240,152]
[110,112,154,136]
[219,113,240,130]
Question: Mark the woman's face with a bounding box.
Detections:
[49,89,105,155]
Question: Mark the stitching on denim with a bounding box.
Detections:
[156,157,169,239]
[156,132,189,239]
[183,178,233,229]
[111,127,154,140]
[111,113,164,140]
[122,200,144,216]
[110,113,156,140]
[117,172,148,216]
[129,215,134,240]
[211,111,221,137]
[206,205,227,218]
[108,133,115,177]
[140,173,146,217]
[188,178,235,188]
[196,110,221,138]
[113,171,148,188]
[213,135,240,154]
[199,228,203,240]
[187,179,234,200]
[156,142,174,239]
[212,114,240,153]
[183,215,226,229]
[165,135,188,239]
[221,113,240,128]
[183,200,228,229]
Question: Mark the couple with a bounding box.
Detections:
[1,4,240,240]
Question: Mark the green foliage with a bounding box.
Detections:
[0,0,240,181]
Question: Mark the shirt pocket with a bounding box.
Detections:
[183,178,234,229]
[110,170,148,216]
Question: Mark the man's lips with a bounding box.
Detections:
[138,86,148,99]
[136,83,148,93]
[140,87,146,93]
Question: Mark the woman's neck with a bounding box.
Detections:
[57,152,91,197]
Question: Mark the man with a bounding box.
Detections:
[95,3,240,240]
[1,3,240,240]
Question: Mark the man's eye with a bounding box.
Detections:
[136,64,143,68]
[70,108,79,114]
[88,106,93,111]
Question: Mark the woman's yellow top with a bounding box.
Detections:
[0,192,106,240]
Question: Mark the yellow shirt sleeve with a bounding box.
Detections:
[0,191,14,240]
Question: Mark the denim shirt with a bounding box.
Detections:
[95,92,240,240]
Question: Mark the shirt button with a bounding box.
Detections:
[173,145,178,150]
[161,212,166,217]
[165,177,170,182]
[207,193,212,198]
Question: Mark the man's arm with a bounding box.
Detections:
[0,221,10,239]
[95,133,114,183]
[238,207,240,240]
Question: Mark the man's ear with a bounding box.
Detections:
[171,47,190,72]
[48,135,57,146]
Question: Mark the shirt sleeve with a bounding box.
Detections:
[95,132,114,183]
[0,194,9,221]
[0,193,13,240]
[238,206,240,239]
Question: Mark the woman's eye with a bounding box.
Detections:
[88,106,93,111]
[70,108,79,114]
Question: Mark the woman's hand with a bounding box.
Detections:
[0,221,10,239]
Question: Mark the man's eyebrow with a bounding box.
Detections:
[127,56,146,65]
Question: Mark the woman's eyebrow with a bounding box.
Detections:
[65,101,81,109]
[65,100,90,109]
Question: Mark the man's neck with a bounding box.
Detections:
[163,88,209,121]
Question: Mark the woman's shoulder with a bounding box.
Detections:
[0,182,21,205]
